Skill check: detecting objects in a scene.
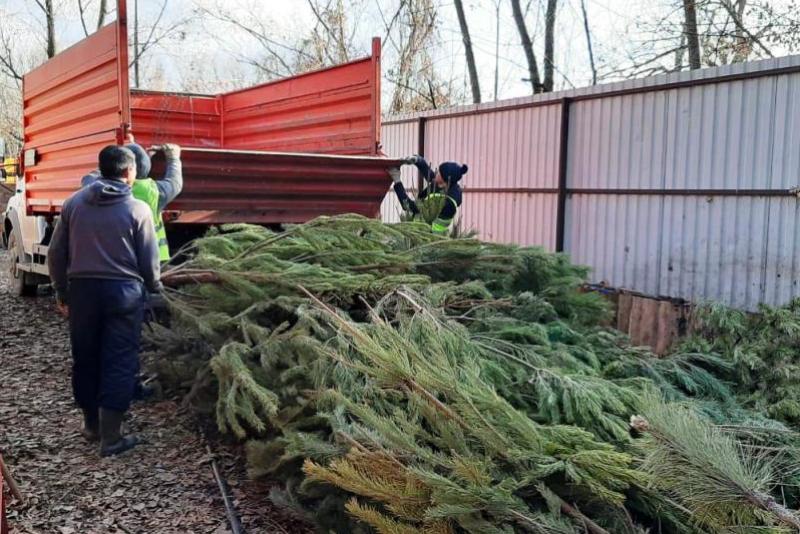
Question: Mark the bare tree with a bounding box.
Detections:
[682,0,701,69]
[196,1,325,80]
[130,0,189,88]
[307,0,352,64]
[579,0,596,85]
[34,0,57,58]
[298,0,363,71]
[378,0,446,112]
[493,0,500,99]
[718,0,772,59]
[453,0,481,103]
[0,12,43,154]
[78,0,91,36]
[78,0,111,37]
[0,30,24,82]
[674,31,687,71]
[0,81,23,154]
[510,0,541,93]
[543,0,557,92]
[97,0,108,28]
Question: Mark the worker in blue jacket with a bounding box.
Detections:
[49,146,162,457]
[82,138,182,402]
[390,155,468,234]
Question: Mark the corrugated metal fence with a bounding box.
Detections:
[380,55,800,310]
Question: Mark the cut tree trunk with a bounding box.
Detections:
[453,0,481,103]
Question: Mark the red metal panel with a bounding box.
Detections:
[152,148,399,223]
[22,22,388,222]
[130,91,222,148]
[23,20,128,215]
[221,41,381,156]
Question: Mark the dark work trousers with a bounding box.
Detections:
[68,278,146,413]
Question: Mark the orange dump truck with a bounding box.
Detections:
[2,0,399,295]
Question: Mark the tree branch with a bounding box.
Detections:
[719,0,773,57]
[77,0,91,37]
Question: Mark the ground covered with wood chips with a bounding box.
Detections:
[0,251,310,533]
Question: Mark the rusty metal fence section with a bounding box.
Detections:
[381,54,800,309]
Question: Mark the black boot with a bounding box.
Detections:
[82,408,99,442]
[99,408,139,457]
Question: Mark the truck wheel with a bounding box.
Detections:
[6,231,38,297]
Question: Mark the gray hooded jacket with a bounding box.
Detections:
[48,178,162,302]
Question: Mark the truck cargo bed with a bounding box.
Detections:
[152,148,401,223]
[21,2,392,223]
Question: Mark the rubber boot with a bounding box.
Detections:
[99,408,139,457]
[82,408,100,442]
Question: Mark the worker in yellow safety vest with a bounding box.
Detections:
[390,156,468,235]
[82,141,182,262]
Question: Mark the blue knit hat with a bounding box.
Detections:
[438,161,468,183]
[124,143,151,180]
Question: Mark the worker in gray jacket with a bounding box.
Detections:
[48,145,162,457]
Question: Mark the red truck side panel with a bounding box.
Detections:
[130,91,222,148]
[221,51,379,156]
[153,148,401,223]
[24,22,129,215]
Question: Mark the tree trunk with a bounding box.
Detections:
[543,0,558,92]
[579,0,596,85]
[97,0,108,29]
[493,0,500,99]
[731,0,748,62]
[45,0,56,58]
[133,0,140,87]
[510,0,540,94]
[453,0,481,103]
[682,0,701,69]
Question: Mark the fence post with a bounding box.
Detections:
[416,117,427,194]
[555,97,571,253]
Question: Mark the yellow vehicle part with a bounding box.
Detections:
[2,157,18,185]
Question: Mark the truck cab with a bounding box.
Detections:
[3,170,49,295]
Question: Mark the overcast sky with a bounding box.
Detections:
[1,0,797,108]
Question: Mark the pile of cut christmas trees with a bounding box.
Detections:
[148,214,800,533]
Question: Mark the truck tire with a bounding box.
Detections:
[6,231,38,297]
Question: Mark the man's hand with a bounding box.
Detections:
[56,301,69,318]
[126,132,135,143]
[163,143,181,159]
[389,168,402,183]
